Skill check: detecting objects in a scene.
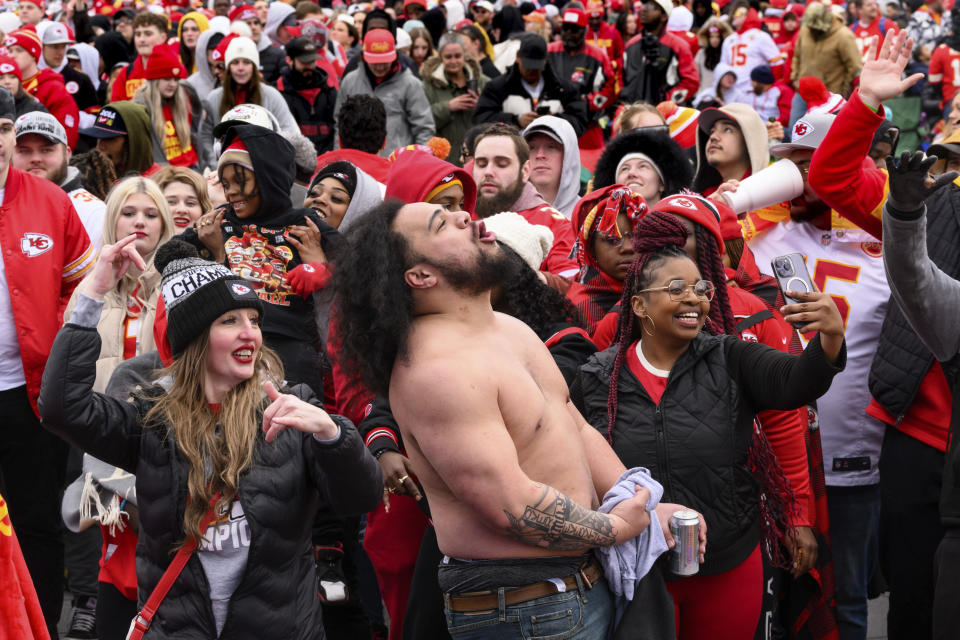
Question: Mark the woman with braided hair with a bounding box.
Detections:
[574,210,846,639]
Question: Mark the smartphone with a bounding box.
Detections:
[536,105,551,115]
[771,253,814,330]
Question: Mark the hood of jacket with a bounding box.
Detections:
[110,101,154,174]
[384,150,477,213]
[421,54,483,89]
[221,124,296,219]
[593,127,693,198]
[361,8,398,38]
[523,115,581,218]
[187,28,223,95]
[266,2,296,45]
[738,7,764,33]
[694,102,769,192]
[338,165,385,233]
[511,180,548,212]
[71,43,102,90]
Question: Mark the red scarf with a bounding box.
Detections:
[161,103,198,167]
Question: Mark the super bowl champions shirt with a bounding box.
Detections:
[198,498,251,634]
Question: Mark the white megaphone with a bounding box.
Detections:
[719,159,804,214]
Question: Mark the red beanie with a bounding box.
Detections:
[0,55,22,82]
[3,29,42,61]
[229,4,258,22]
[144,43,188,80]
[212,33,237,63]
[797,76,830,106]
[651,192,726,254]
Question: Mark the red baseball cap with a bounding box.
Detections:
[363,28,396,64]
[561,7,589,27]
[228,4,259,22]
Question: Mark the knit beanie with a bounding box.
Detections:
[0,87,15,123]
[217,138,253,176]
[4,28,42,61]
[155,239,263,356]
[144,43,188,80]
[0,55,22,82]
[483,211,554,273]
[224,35,260,68]
[312,161,358,198]
[651,192,725,254]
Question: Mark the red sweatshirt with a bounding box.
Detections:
[23,68,79,148]
[808,89,950,452]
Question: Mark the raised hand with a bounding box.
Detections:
[886,150,959,212]
[262,381,340,443]
[80,234,147,300]
[859,30,924,109]
[780,288,845,363]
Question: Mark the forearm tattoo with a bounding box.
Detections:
[503,484,617,551]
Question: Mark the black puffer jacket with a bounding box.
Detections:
[39,323,383,639]
[575,333,844,576]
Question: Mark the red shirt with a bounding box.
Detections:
[625,340,668,405]
[851,16,898,58]
[929,44,960,108]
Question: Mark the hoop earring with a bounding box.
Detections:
[640,313,656,337]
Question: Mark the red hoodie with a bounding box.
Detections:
[384,150,477,213]
[23,68,80,148]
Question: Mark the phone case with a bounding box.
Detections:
[771,253,814,329]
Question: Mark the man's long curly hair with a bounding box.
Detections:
[495,245,577,340]
[331,199,416,397]
[606,211,797,568]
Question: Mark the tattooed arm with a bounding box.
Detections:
[391,356,651,551]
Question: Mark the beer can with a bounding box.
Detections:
[669,509,700,576]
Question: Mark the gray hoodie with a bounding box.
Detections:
[523,115,581,219]
[266,2,296,46]
[185,29,224,99]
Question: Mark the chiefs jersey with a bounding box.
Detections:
[547,42,616,113]
[721,28,783,92]
[851,16,899,58]
[748,220,889,486]
[929,44,960,108]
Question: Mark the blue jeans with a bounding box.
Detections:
[444,577,613,640]
[827,484,881,640]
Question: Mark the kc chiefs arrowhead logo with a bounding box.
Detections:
[793,120,812,138]
[20,232,53,257]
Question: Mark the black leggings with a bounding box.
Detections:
[97,581,138,640]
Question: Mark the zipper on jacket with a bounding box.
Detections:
[654,405,675,500]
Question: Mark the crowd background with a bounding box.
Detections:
[0,0,958,638]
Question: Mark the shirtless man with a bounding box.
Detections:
[333,199,693,638]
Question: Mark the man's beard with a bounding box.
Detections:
[752,85,764,95]
[430,243,513,295]
[47,157,68,185]
[475,175,525,217]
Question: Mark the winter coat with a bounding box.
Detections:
[63,266,162,393]
[420,55,488,166]
[592,127,694,197]
[197,84,298,171]
[574,333,845,575]
[25,68,80,148]
[133,84,203,169]
[277,66,338,156]
[185,29,221,99]
[791,16,862,96]
[335,63,435,158]
[38,316,384,639]
[473,63,589,137]
[14,89,47,118]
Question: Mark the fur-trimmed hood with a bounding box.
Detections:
[420,54,484,90]
[593,128,694,198]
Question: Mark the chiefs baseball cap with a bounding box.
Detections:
[363,28,396,64]
[16,111,67,145]
[42,22,74,45]
[770,112,836,157]
[285,36,319,63]
[561,8,588,27]
[79,105,127,139]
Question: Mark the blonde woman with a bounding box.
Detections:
[151,165,213,233]
[134,43,202,169]
[40,237,382,639]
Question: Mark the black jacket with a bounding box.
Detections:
[38,323,383,639]
[14,89,47,118]
[180,125,340,345]
[574,333,844,576]
[277,66,338,155]
[258,44,286,86]
[60,64,99,113]
[473,63,589,136]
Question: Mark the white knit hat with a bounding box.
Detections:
[225,36,260,69]
[483,212,554,272]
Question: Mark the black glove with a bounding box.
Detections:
[886,151,959,218]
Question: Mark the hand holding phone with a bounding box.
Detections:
[771,253,814,328]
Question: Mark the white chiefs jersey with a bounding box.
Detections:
[749,221,889,486]
[68,187,106,250]
[721,28,783,93]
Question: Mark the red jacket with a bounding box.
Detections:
[547,41,617,113]
[110,57,146,102]
[625,30,700,104]
[24,69,80,149]
[0,168,93,416]
[587,21,624,84]
[808,89,950,452]
[0,492,48,640]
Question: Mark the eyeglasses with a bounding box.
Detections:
[595,230,634,249]
[638,279,715,301]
